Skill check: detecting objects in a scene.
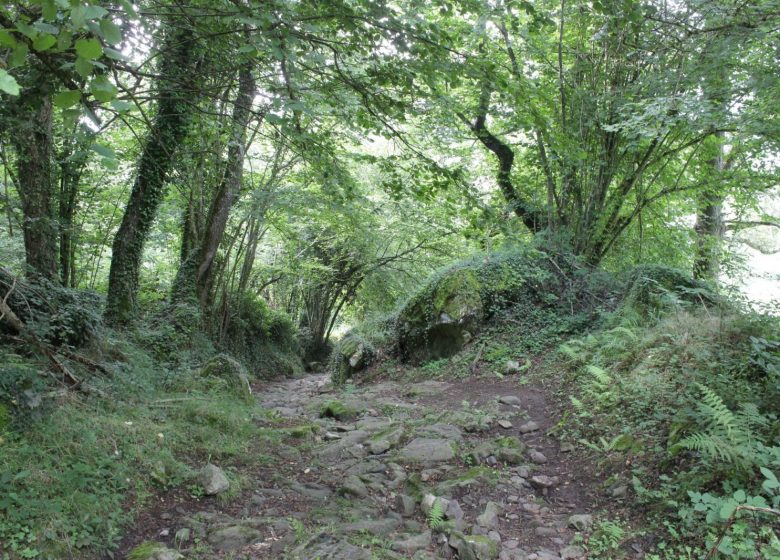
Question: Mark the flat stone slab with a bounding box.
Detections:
[398,438,455,463]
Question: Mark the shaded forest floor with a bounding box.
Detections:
[115,364,635,560]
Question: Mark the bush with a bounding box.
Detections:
[0,271,103,347]
[220,293,303,379]
[559,305,780,557]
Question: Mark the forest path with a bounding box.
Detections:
[121,372,603,559]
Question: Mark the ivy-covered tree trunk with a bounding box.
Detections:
[172,64,257,308]
[105,28,198,324]
[58,137,89,287]
[11,97,58,280]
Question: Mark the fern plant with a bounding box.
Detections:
[672,383,774,473]
[428,499,445,530]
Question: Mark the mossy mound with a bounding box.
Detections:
[328,331,376,384]
[619,264,717,319]
[0,269,102,347]
[198,353,252,400]
[395,249,586,363]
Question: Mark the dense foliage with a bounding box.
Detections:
[0,0,778,558]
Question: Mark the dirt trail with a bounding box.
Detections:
[119,373,604,559]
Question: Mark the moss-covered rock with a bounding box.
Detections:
[328,332,376,384]
[319,399,359,421]
[126,541,183,560]
[199,353,252,400]
[395,249,565,363]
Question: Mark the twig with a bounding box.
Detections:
[470,342,486,374]
[705,505,780,559]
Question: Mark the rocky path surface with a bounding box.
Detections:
[125,374,601,559]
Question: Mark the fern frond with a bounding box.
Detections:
[428,500,445,530]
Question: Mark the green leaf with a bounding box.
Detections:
[732,489,746,502]
[719,500,737,520]
[89,76,117,102]
[90,143,116,159]
[74,57,94,78]
[760,467,779,491]
[100,20,122,45]
[9,43,29,68]
[53,90,81,109]
[75,38,102,60]
[0,29,16,47]
[71,5,108,29]
[41,0,58,21]
[33,33,57,52]
[0,69,20,96]
[111,100,133,112]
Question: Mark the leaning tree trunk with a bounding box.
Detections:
[105,27,198,324]
[172,64,257,308]
[11,97,59,280]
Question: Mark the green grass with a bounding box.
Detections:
[0,338,284,560]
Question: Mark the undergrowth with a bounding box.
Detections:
[558,304,780,558]
[0,333,281,560]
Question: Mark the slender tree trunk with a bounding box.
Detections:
[11,97,58,280]
[105,28,198,324]
[195,66,256,306]
[58,138,88,287]
[693,131,726,281]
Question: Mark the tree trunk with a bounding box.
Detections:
[172,64,257,308]
[11,97,58,280]
[693,131,725,282]
[58,137,89,287]
[105,27,198,324]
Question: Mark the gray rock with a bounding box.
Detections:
[567,514,594,531]
[126,544,184,560]
[498,447,524,465]
[446,499,465,521]
[369,439,391,454]
[341,514,402,536]
[529,450,548,464]
[505,360,522,375]
[477,501,501,529]
[519,421,540,433]
[395,493,416,517]
[499,550,529,560]
[535,527,558,537]
[339,475,368,498]
[291,532,371,559]
[530,475,559,489]
[610,484,628,498]
[290,481,332,500]
[399,438,455,463]
[417,423,463,442]
[392,531,432,554]
[207,525,262,552]
[498,420,513,429]
[498,395,522,405]
[560,545,586,559]
[450,532,499,560]
[199,464,229,495]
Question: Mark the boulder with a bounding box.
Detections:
[329,332,375,384]
[396,268,484,363]
[199,464,229,495]
[198,353,252,400]
[399,438,455,463]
